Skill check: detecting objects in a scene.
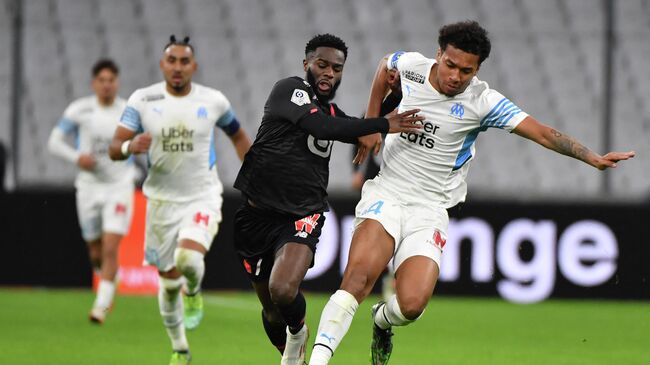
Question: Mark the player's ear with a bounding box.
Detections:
[435,48,442,60]
[303,58,308,72]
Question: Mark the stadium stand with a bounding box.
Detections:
[13,0,649,200]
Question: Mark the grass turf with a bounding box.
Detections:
[1,288,648,364]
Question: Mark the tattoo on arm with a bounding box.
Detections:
[549,128,591,162]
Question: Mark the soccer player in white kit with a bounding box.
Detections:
[48,59,135,324]
[309,21,635,365]
[108,36,251,365]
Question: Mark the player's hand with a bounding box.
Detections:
[353,133,382,165]
[129,132,152,154]
[386,109,424,134]
[77,154,96,171]
[593,151,635,170]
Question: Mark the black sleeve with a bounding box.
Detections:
[380,92,402,116]
[297,113,388,142]
[267,77,316,124]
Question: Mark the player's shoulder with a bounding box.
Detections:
[65,95,95,117]
[273,76,310,92]
[192,82,228,100]
[390,51,429,68]
[129,82,166,103]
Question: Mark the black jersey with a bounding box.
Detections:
[234,76,388,217]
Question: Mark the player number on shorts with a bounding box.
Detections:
[364,200,384,215]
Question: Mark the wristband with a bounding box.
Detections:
[121,140,132,157]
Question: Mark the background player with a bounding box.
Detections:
[309,21,635,365]
[109,36,251,365]
[232,34,423,365]
[47,59,134,324]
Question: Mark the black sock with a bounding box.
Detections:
[277,291,306,334]
[262,310,287,354]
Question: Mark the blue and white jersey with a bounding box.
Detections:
[119,82,235,202]
[54,96,134,188]
[380,51,529,207]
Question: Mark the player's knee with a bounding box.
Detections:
[399,296,428,320]
[268,281,298,306]
[341,268,373,301]
[174,247,204,274]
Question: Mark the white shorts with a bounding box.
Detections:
[354,179,448,271]
[144,196,223,271]
[76,184,134,242]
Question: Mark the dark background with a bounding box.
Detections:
[2,190,649,300]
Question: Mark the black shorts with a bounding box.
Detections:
[233,200,326,282]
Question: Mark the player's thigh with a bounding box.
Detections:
[76,187,103,242]
[178,196,223,252]
[144,200,181,272]
[270,243,314,288]
[341,219,395,299]
[101,184,134,237]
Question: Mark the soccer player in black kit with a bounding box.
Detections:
[233,34,424,365]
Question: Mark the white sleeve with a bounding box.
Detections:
[119,91,144,131]
[387,51,406,70]
[48,121,80,163]
[477,89,528,132]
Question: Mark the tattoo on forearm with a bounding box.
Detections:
[549,128,591,161]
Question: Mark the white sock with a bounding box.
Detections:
[309,290,359,365]
[93,279,116,310]
[174,248,205,295]
[374,294,415,330]
[159,277,189,351]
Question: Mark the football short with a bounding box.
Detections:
[76,184,134,242]
[233,200,326,282]
[144,196,222,272]
[354,179,448,271]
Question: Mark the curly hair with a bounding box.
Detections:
[305,33,348,60]
[91,59,119,77]
[438,21,491,64]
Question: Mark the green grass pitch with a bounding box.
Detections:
[1,288,648,364]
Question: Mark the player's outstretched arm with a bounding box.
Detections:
[228,128,252,161]
[108,126,150,161]
[513,116,635,170]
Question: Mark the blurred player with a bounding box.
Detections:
[309,21,635,365]
[47,59,134,324]
[232,34,423,365]
[109,36,251,365]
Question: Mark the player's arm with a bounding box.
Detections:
[513,116,635,170]
[47,117,96,171]
[215,108,251,161]
[109,104,151,160]
[354,54,402,164]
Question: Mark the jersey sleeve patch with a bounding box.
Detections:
[119,106,142,131]
[290,89,311,106]
[56,117,78,134]
[480,97,522,129]
[388,51,405,70]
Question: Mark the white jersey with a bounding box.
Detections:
[380,51,529,207]
[119,82,236,202]
[53,96,135,188]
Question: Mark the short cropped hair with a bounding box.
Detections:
[305,34,348,60]
[91,59,119,77]
[438,21,491,64]
[164,35,195,54]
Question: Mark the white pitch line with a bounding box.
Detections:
[204,296,261,311]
